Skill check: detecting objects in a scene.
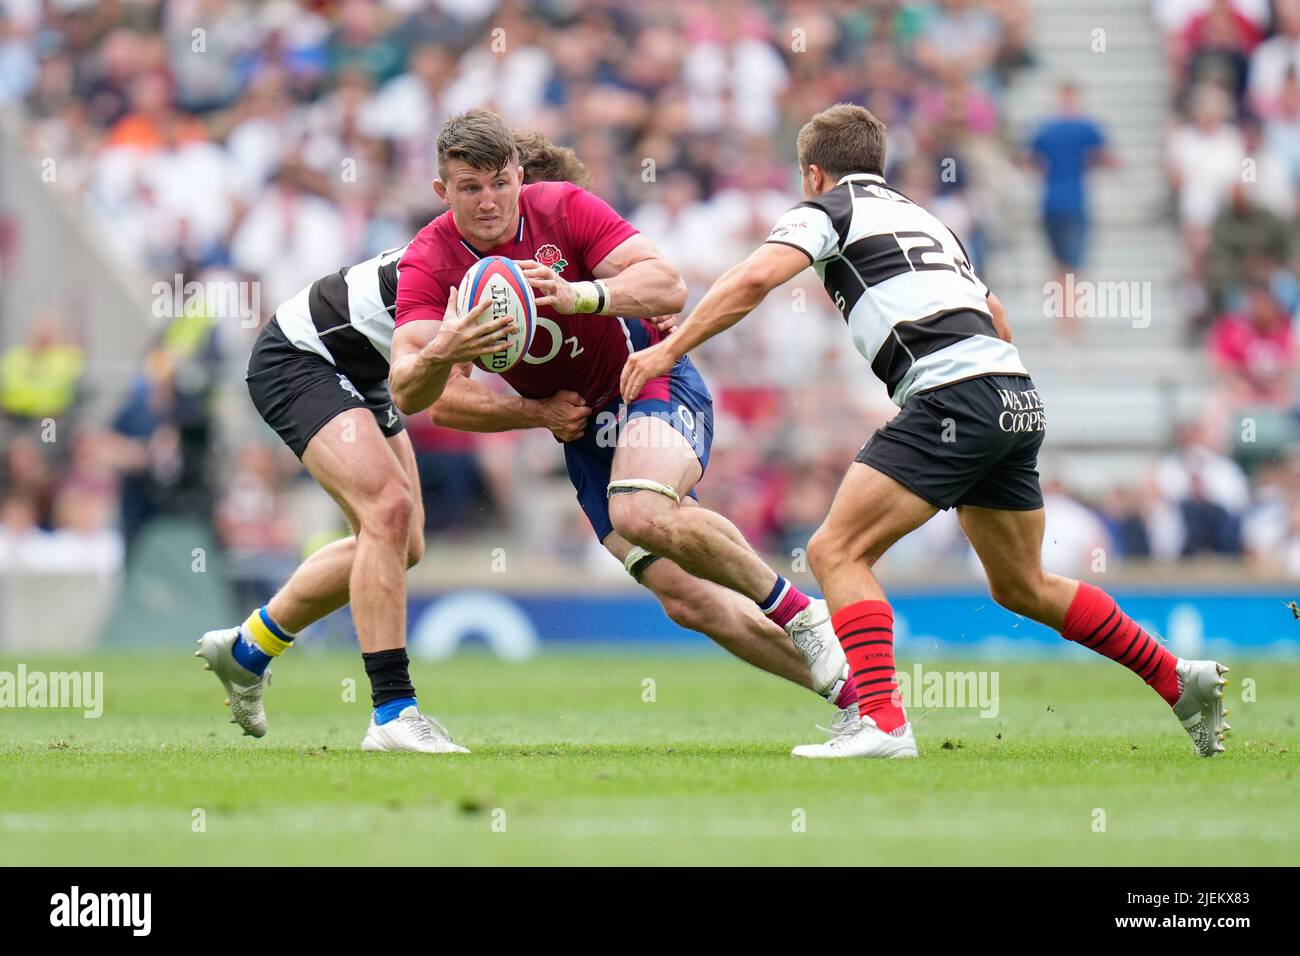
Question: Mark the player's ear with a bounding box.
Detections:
[801,164,819,199]
[432,178,449,202]
[812,165,829,194]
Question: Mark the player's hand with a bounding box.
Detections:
[422,286,516,364]
[518,259,576,314]
[620,341,676,403]
[535,389,591,442]
[650,314,678,334]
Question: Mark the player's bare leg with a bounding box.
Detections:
[806,463,938,610]
[199,412,464,752]
[300,411,464,752]
[795,464,935,754]
[952,506,1074,627]
[266,431,425,633]
[607,414,851,701]
[608,415,766,595]
[958,505,1229,757]
[603,531,812,690]
[297,411,415,655]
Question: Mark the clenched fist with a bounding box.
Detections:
[534,389,591,442]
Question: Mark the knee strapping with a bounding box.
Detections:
[622,545,661,582]
[609,480,677,581]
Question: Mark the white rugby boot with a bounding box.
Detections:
[361,705,470,754]
[792,710,918,759]
[786,598,850,701]
[195,627,269,738]
[1173,659,1230,757]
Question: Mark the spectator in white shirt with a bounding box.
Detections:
[1263,72,1300,191]
[681,1,789,135]
[1249,0,1300,114]
[1155,422,1252,515]
[1167,83,1245,265]
[229,165,349,315]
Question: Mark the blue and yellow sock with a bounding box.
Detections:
[233,607,296,676]
[374,696,419,725]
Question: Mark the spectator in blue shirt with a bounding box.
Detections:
[1028,81,1116,340]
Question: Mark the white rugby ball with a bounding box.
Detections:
[456,256,536,373]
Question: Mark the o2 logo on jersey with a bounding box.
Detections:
[523,316,583,365]
[676,405,695,433]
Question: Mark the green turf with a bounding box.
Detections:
[1,650,1297,865]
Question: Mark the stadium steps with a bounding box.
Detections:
[985,0,1209,482]
[0,110,160,418]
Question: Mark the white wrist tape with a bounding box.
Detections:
[570,280,611,315]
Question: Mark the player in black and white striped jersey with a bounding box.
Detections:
[256,241,409,448]
[622,103,1229,762]
[270,242,408,397]
[763,167,1026,406]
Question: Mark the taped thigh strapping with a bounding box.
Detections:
[606,478,680,503]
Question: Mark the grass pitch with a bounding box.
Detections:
[1,650,1297,866]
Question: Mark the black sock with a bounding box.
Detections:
[362,648,416,708]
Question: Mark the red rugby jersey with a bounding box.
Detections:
[395,181,662,411]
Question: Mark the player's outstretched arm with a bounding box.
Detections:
[389,288,511,414]
[520,235,687,318]
[620,242,809,402]
[427,365,592,442]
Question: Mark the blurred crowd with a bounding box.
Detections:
[1,0,1298,590]
[1158,1,1300,350]
[1147,0,1300,575]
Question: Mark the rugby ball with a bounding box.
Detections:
[456,256,536,373]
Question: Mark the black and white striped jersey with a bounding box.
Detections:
[272,243,409,384]
[765,172,1027,406]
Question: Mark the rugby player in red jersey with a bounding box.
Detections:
[196,134,578,754]
[622,104,1230,759]
[391,109,856,718]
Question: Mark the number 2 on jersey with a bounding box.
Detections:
[893,231,978,284]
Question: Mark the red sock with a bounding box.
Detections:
[833,599,905,733]
[761,576,810,629]
[1061,582,1180,705]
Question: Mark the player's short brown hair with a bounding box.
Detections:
[796,103,887,179]
[436,108,519,178]
[515,131,591,188]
